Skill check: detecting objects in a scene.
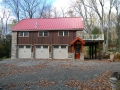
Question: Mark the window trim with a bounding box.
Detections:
[38,31,49,37]
[58,31,69,36]
[19,31,29,37]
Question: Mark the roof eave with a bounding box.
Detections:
[11,28,84,31]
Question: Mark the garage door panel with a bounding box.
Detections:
[18,45,31,58]
[35,45,49,59]
[53,45,68,59]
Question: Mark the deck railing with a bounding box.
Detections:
[79,34,104,40]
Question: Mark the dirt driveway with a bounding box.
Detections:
[0,59,120,90]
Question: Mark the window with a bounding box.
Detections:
[36,46,41,48]
[19,46,23,48]
[26,46,31,48]
[43,46,48,49]
[39,31,48,36]
[61,45,66,49]
[54,46,59,48]
[19,32,29,37]
[59,31,69,36]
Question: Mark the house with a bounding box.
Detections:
[11,17,104,60]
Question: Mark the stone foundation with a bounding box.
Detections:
[71,53,75,61]
[11,32,17,59]
[68,53,72,58]
[80,53,84,61]
[49,52,52,58]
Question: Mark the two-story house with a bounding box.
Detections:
[11,17,86,60]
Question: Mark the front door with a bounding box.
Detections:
[74,44,80,59]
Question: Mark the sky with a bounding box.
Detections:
[0,0,117,24]
[0,0,56,23]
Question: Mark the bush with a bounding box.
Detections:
[114,53,120,59]
[102,52,110,59]
[103,54,110,59]
[3,56,7,59]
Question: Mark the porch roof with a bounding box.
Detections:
[71,37,85,45]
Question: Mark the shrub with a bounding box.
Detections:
[114,53,120,59]
[103,54,110,59]
[3,56,7,59]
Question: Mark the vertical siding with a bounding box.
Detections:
[17,31,76,45]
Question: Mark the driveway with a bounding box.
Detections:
[0,59,120,90]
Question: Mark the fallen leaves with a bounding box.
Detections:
[2,79,57,89]
[36,80,57,87]
[65,71,113,90]
[0,63,45,77]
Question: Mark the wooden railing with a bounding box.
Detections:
[79,34,104,40]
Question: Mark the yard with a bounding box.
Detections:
[0,59,120,90]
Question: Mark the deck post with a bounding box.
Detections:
[92,45,94,59]
[98,42,101,60]
[95,44,97,59]
[89,46,91,59]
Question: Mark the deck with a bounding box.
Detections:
[78,34,104,59]
[79,34,104,41]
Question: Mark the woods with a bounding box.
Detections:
[0,0,120,58]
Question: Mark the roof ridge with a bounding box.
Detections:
[22,17,82,20]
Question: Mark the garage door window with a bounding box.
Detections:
[43,46,48,49]
[61,46,66,49]
[19,46,24,48]
[26,46,31,48]
[36,46,41,48]
[54,46,59,48]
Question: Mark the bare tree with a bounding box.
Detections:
[106,0,116,51]
[69,0,96,33]
[114,0,120,51]
[60,7,67,17]
[4,10,11,35]
[51,6,60,18]
[38,1,52,18]
[0,10,5,39]
[3,0,21,22]
[20,0,40,18]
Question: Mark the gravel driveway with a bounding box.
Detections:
[0,59,120,90]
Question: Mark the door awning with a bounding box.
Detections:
[71,37,85,45]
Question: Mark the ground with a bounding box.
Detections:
[0,59,120,90]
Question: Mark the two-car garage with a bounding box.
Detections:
[18,45,68,59]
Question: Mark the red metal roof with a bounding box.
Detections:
[71,37,85,45]
[12,17,84,31]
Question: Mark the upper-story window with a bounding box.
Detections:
[59,31,69,36]
[19,31,29,37]
[39,31,48,36]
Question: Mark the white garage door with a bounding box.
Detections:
[18,45,31,58]
[35,45,49,59]
[53,45,68,59]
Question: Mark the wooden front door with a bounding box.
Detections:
[74,44,80,59]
